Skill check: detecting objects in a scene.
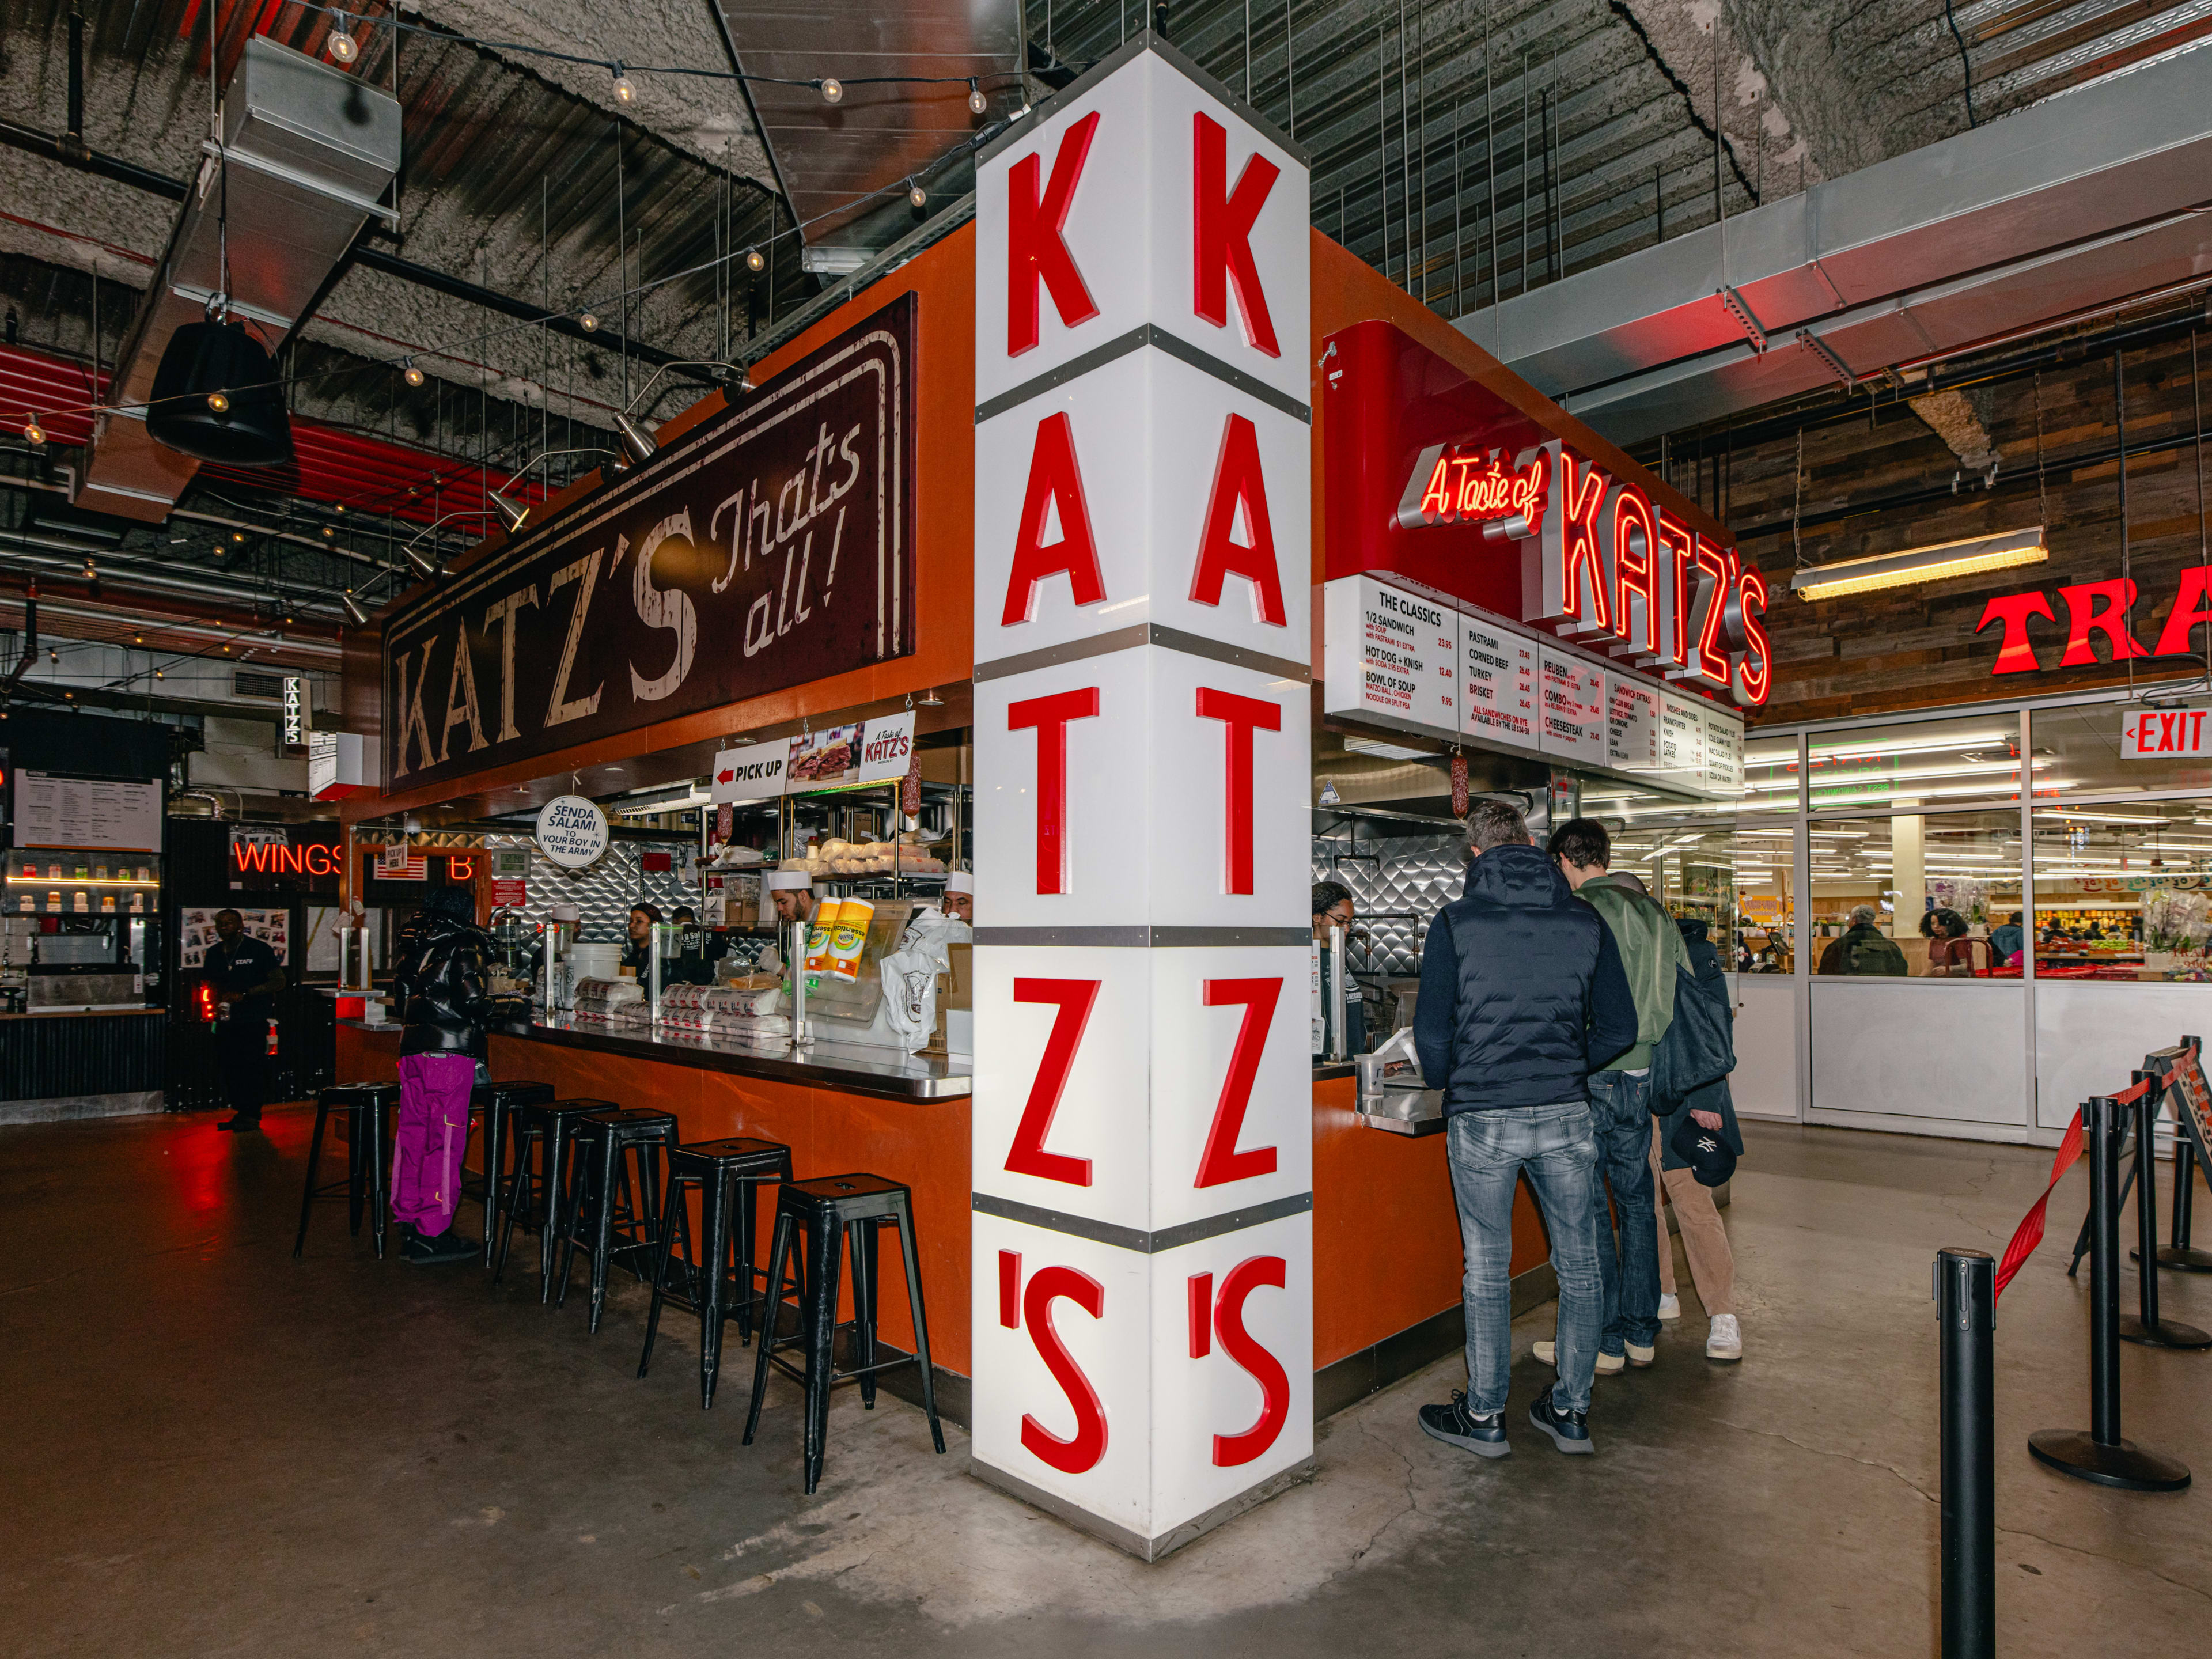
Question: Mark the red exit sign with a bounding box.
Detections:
[2123,707,2212,759]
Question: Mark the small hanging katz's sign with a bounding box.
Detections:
[381,296,916,791]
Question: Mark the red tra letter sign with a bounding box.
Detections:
[1007,112,1101,357]
[1004,978,1101,1185]
[1018,1265,1109,1474]
[1191,114,1281,357]
[1007,687,1101,895]
[1207,1256,1290,1467]
[1195,687,1281,895]
[1002,412,1107,626]
[1189,414,1287,626]
[2057,578,2150,668]
[1974,590,2056,674]
[2154,565,2212,657]
[1195,978,1282,1187]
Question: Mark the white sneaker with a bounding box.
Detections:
[1657,1294,1681,1321]
[1706,1315,1743,1361]
[1533,1340,1624,1373]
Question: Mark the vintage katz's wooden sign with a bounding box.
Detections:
[381,295,916,789]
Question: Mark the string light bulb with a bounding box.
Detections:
[745,248,764,273]
[579,313,599,332]
[328,14,359,63]
[968,79,988,116]
[908,181,928,209]
[611,64,636,104]
[154,668,164,681]
[819,78,843,104]
[22,416,44,445]
[206,391,230,414]
[402,359,425,387]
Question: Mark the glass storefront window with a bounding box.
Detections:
[2029,801,2212,977]
[1789,713,2027,812]
[2029,702,2212,798]
[1805,810,2022,976]
[1605,816,1794,974]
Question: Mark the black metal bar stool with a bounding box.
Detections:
[293,1082,401,1260]
[490,1099,617,1292]
[741,1173,945,1494]
[555,1108,680,1332]
[465,1080,555,1266]
[638,1137,794,1407]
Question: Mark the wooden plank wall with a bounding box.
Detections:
[1670,327,2212,724]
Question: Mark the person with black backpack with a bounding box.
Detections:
[1649,918,1746,1361]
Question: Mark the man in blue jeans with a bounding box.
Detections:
[1547,820,1688,1372]
[1413,800,1638,1457]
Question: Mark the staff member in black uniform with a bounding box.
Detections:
[206,909,286,1132]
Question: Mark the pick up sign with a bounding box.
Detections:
[2123,707,2212,759]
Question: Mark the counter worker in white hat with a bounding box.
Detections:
[902,868,974,953]
[761,871,815,976]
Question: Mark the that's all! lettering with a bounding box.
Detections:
[1979,566,2212,676]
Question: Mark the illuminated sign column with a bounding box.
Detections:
[970,37,1313,1559]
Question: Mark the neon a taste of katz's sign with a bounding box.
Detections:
[1323,320,1770,709]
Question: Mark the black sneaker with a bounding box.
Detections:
[1418,1389,1510,1459]
[404,1228,477,1265]
[1528,1391,1594,1455]
[215,1115,261,1132]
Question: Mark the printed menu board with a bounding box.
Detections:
[1538,647,1607,763]
[1658,692,1708,794]
[1459,614,1540,749]
[1702,706,1745,795]
[1322,575,1457,733]
[1605,676,1662,772]
[1322,576,1745,797]
[12,771,163,851]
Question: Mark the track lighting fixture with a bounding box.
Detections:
[613,412,658,467]
[403,544,437,580]
[340,591,370,626]
[489,489,531,533]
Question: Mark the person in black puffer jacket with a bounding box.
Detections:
[1409,800,1639,1461]
[388,887,494,1264]
[1647,919,1745,1361]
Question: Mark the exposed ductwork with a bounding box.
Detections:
[1456,44,2212,446]
[73,37,399,522]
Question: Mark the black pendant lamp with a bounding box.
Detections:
[146,315,294,467]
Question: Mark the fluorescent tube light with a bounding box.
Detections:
[1791,528,2046,600]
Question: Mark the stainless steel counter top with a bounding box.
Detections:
[339,1014,971,1103]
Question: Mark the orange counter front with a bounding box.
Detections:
[338,1026,1554,1425]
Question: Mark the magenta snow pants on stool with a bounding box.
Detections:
[393,1052,476,1237]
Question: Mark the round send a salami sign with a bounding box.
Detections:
[535,795,609,869]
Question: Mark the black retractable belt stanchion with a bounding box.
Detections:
[1937,1248,1995,1659]
[2119,1067,2212,1350]
[2153,1034,2212,1273]
[2028,1096,2192,1492]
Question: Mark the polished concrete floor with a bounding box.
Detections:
[3,1108,2209,1657]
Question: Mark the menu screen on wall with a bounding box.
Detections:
[1605,677,1662,772]
[1538,648,1607,763]
[12,772,162,851]
[1323,575,1457,733]
[1459,615,1540,749]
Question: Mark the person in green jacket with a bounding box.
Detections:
[1541,818,1685,1372]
